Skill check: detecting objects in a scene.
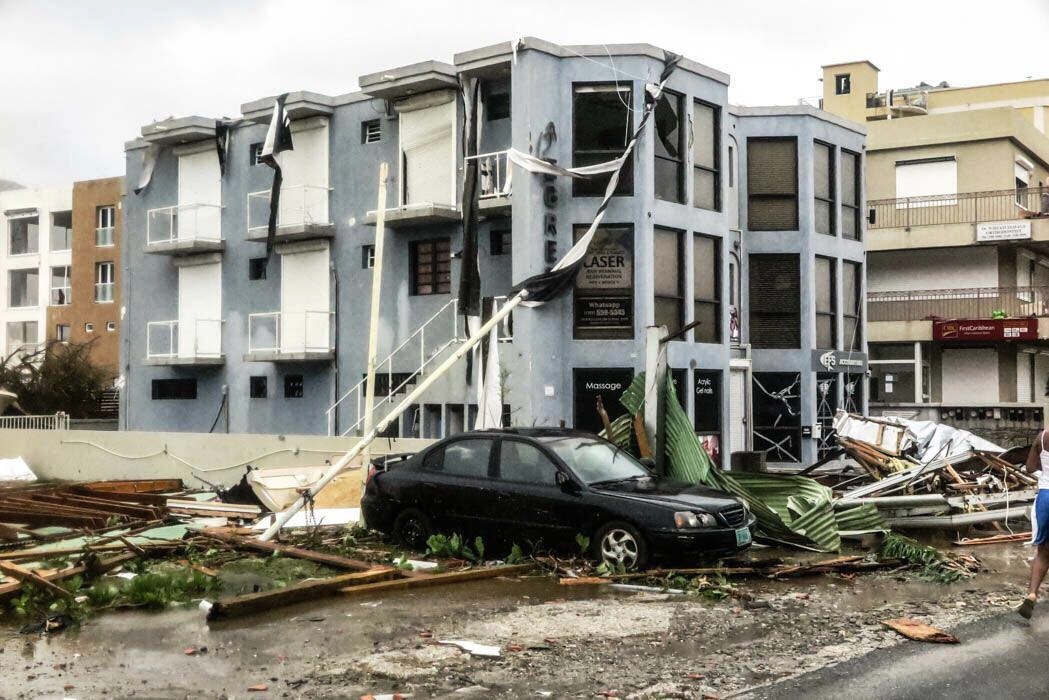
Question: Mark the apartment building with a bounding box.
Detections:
[121,38,866,467]
[0,179,123,379]
[821,61,1049,443]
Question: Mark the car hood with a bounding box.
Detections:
[592,477,741,512]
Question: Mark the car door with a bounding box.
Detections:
[490,438,593,549]
[426,437,497,536]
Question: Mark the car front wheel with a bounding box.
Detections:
[593,521,649,571]
[393,508,433,551]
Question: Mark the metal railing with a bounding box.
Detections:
[465,150,511,198]
[146,319,224,359]
[248,310,333,354]
[869,187,1049,230]
[247,184,330,234]
[147,203,222,245]
[866,89,928,112]
[868,286,1049,322]
[0,413,69,430]
[326,295,514,436]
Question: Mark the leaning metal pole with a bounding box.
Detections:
[258,289,529,541]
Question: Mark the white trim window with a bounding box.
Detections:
[8,268,38,308]
[6,320,38,356]
[50,265,71,306]
[95,261,115,303]
[895,157,957,207]
[96,205,116,247]
[8,213,39,256]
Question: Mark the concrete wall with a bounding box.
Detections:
[0,428,431,486]
[868,247,998,292]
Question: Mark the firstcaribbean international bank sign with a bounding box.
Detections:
[933,318,1038,341]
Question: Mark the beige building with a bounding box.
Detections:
[820,61,1049,443]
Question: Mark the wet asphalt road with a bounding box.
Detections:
[754,609,1049,699]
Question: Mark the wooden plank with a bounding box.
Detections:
[23,493,159,520]
[79,479,185,494]
[199,529,384,572]
[68,486,169,507]
[0,560,74,600]
[337,564,535,598]
[0,508,107,528]
[0,552,136,600]
[207,568,399,621]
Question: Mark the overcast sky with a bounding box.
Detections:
[2,0,1047,187]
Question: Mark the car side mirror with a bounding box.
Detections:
[556,471,576,491]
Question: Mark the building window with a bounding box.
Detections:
[85,322,94,333]
[748,254,800,349]
[410,238,451,295]
[654,228,684,333]
[753,372,802,463]
[250,376,268,399]
[248,257,267,280]
[842,149,861,240]
[50,211,72,251]
[747,137,798,231]
[249,142,264,165]
[489,229,510,256]
[573,225,634,340]
[362,245,375,269]
[56,324,70,343]
[8,214,39,255]
[693,234,721,344]
[96,206,115,247]
[50,266,71,306]
[6,321,38,356]
[284,374,304,398]
[693,100,721,211]
[572,84,633,197]
[653,90,685,203]
[835,73,851,95]
[815,256,836,349]
[106,321,116,332]
[95,262,115,303]
[152,378,197,400]
[361,120,381,144]
[843,261,862,351]
[814,141,836,236]
[484,81,511,121]
[8,269,38,308]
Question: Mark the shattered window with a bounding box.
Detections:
[748,254,800,349]
[572,84,633,197]
[692,100,720,211]
[816,373,840,459]
[497,440,560,485]
[654,89,684,203]
[815,256,836,349]
[747,137,798,230]
[814,141,835,235]
[752,372,802,463]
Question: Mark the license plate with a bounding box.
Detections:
[735,527,752,547]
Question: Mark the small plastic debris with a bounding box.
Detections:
[116,572,137,580]
[406,559,439,570]
[438,639,501,657]
[609,583,684,595]
[248,683,269,692]
[198,600,214,613]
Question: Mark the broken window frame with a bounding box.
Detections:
[814,140,836,236]
[692,99,721,211]
[8,214,39,256]
[50,265,71,307]
[410,238,451,296]
[752,371,802,463]
[653,89,685,204]
[572,83,634,198]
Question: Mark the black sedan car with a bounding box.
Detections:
[362,428,755,570]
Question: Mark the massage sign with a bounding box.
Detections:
[573,225,634,338]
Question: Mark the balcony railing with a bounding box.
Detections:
[146,319,224,360]
[869,187,1049,230]
[248,310,333,355]
[247,185,330,234]
[868,286,1049,322]
[147,203,222,245]
[865,89,928,113]
[465,150,511,198]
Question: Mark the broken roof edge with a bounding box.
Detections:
[140,115,219,146]
[731,104,867,136]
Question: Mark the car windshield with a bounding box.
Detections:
[540,437,650,485]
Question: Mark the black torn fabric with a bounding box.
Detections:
[215,119,234,176]
[259,93,294,255]
[458,78,482,322]
[654,92,679,158]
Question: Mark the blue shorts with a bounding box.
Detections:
[1034,490,1049,545]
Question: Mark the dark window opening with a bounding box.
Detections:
[747,137,798,231]
[693,100,721,211]
[248,257,267,281]
[843,261,862,351]
[814,141,836,235]
[841,149,862,240]
[152,378,197,400]
[654,227,684,334]
[284,374,304,398]
[361,119,381,144]
[815,256,837,349]
[573,84,633,197]
[693,234,721,344]
[654,90,685,203]
[362,244,375,269]
[489,229,511,256]
[753,372,802,463]
[250,376,268,399]
[835,73,851,95]
[249,142,263,166]
[749,254,800,349]
[410,238,451,295]
[485,85,511,121]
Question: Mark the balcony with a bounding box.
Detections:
[867,187,1049,251]
[470,149,511,216]
[146,204,224,254]
[865,89,928,117]
[246,185,333,242]
[246,310,334,362]
[868,286,1049,323]
[145,319,224,365]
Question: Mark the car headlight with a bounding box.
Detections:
[674,511,718,528]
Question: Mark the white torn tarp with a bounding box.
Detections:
[833,410,1003,464]
[0,457,36,482]
[438,640,501,657]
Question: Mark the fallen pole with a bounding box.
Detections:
[200,529,379,572]
[259,289,529,541]
[337,564,534,598]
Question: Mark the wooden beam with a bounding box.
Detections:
[0,560,74,600]
[337,564,534,598]
[79,479,184,494]
[0,552,136,600]
[0,508,107,529]
[199,529,383,572]
[207,568,399,621]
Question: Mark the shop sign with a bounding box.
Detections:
[933,318,1038,341]
[811,349,868,373]
[693,370,721,434]
[574,226,633,339]
[976,220,1031,242]
[573,368,634,434]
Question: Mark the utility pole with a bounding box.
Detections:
[361,162,389,478]
[644,325,668,475]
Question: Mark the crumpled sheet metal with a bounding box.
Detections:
[833,410,1003,464]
